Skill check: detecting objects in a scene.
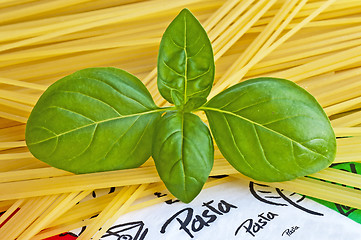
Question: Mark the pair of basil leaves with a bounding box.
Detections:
[26,9,336,203]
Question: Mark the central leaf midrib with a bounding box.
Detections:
[201,106,327,159]
[183,14,188,106]
[28,109,163,146]
[180,111,187,194]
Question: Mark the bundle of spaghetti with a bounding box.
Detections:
[1,0,361,238]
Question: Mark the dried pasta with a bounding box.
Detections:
[1,0,361,238]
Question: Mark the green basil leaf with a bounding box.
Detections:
[26,67,162,174]
[152,111,214,203]
[157,8,215,110]
[202,77,336,182]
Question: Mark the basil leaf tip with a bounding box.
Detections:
[157,8,215,111]
[152,111,214,203]
[25,9,336,203]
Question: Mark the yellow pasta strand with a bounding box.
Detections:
[18,190,91,239]
[1,1,361,237]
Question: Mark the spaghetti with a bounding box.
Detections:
[1,0,361,238]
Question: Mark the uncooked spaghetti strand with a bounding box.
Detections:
[9,195,65,239]
[0,167,157,201]
[255,0,337,65]
[11,195,60,239]
[334,156,361,164]
[0,0,203,52]
[271,177,361,209]
[37,178,250,239]
[332,111,361,128]
[316,76,361,106]
[0,159,237,201]
[0,195,57,239]
[0,140,26,150]
[0,7,118,42]
[31,218,94,240]
[276,46,361,82]
[0,0,38,9]
[77,185,138,240]
[310,169,361,190]
[0,0,95,25]
[319,87,361,109]
[127,177,232,214]
[258,0,361,22]
[211,0,308,95]
[233,173,361,209]
[0,111,28,123]
[0,167,70,183]
[0,198,24,227]
[0,200,16,213]
[336,137,361,147]
[0,152,34,161]
[302,66,361,93]
[0,158,45,173]
[0,45,157,83]
[203,0,240,32]
[217,0,300,85]
[274,25,361,52]
[334,127,361,137]
[0,0,199,43]
[291,16,361,28]
[91,184,148,240]
[18,190,92,239]
[254,38,361,76]
[0,197,37,236]
[213,0,336,95]
[16,193,71,239]
[46,190,120,229]
[263,29,361,65]
[208,0,254,43]
[0,89,39,106]
[214,0,277,61]
[337,144,361,155]
[0,77,47,91]
[0,37,159,65]
[0,99,33,115]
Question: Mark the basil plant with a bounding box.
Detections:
[26,9,336,203]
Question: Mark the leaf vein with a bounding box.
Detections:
[187,84,211,97]
[27,109,163,146]
[253,125,282,173]
[59,90,121,116]
[181,111,186,193]
[47,106,96,122]
[223,114,253,170]
[170,158,183,177]
[217,91,247,110]
[160,80,182,94]
[188,43,205,59]
[184,14,188,105]
[156,130,181,158]
[126,116,153,158]
[202,107,328,159]
[66,124,98,162]
[233,97,291,114]
[103,116,141,160]
[262,114,312,126]
[169,36,184,49]
[187,66,212,81]
[83,76,150,110]
[183,136,209,168]
[162,60,185,77]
